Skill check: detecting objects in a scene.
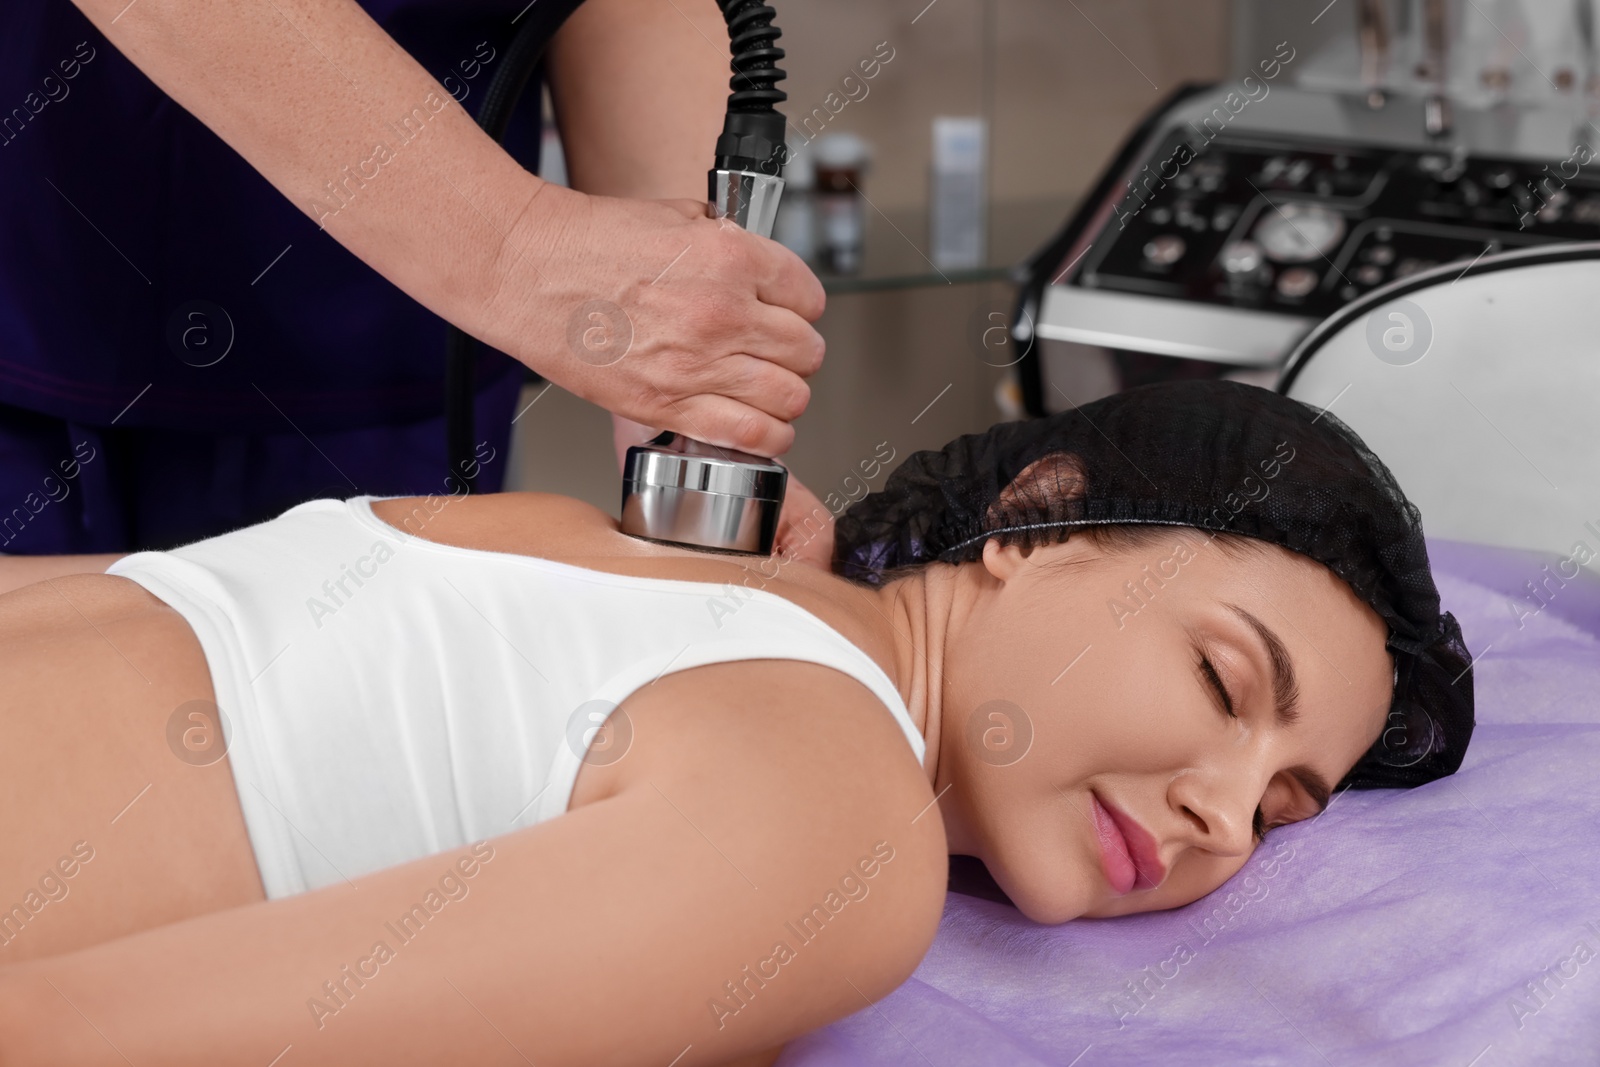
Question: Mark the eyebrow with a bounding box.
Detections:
[1222,602,1331,816]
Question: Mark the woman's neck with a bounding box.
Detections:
[861,567,959,792]
[857,564,989,857]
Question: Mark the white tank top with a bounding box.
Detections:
[106,496,924,899]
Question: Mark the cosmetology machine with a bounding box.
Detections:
[445,0,790,554]
[1010,0,1600,416]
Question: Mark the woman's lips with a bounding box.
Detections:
[1089,791,1165,895]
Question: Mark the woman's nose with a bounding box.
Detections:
[1170,770,1259,858]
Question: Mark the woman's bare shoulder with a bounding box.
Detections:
[368,490,860,605]
[370,490,622,553]
[494,489,618,531]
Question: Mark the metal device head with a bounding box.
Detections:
[621,431,789,554]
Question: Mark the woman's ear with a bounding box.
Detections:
[980,536,1033,581]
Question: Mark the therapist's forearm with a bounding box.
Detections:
[66,0,541,352]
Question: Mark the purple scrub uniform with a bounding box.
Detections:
[0,0,586,552]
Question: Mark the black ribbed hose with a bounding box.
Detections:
[445,1,790,491]
[713,0,788,173]
[444,6,573,494]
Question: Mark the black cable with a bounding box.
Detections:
[713,0,788,174]
[445,5,579,494]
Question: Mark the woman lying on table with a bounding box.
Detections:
[0,380,1474,1066]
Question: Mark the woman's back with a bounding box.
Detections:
[0,490,950,1065]
[102,491,932,899]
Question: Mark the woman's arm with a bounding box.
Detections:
[0,661,946,1065]
[0,554,122,597]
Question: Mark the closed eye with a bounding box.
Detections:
[1193,642,1270,841]
[1197,651,1234,717]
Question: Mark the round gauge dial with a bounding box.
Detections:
[1251,203,1346,263]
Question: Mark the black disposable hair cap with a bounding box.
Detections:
[831,379,1476,791]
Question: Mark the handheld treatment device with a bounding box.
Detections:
[445,0,793,556]
[618,1,792,555]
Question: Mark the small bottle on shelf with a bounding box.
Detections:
[812,132,871,274]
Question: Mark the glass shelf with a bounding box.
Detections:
[808,193,1083,294]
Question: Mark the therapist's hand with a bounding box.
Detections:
[772,476,836,570]
[485,180,826,460]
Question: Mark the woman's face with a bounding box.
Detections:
[937,527,1394,925]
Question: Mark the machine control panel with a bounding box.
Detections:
[1073,132,1599,319]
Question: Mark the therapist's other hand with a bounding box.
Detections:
[773,476,835,570]
[488,183,827,459]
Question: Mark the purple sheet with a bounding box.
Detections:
[781,538,1600,1066]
